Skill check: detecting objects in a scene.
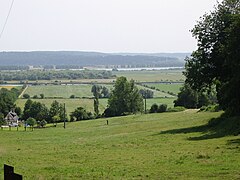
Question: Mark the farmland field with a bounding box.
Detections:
[113,69,185,82]
[1,110,240,179]
[143,83,183,95]
[16,98,176,116]
[16,98,108,115]
[23,84,113,98]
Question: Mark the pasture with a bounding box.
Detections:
[0,110,239,179]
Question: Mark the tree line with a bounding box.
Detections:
[0,70,115,81]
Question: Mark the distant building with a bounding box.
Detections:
[4,110,19,126]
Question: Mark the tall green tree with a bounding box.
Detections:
[105,77,143,116]
[184,0,240,115]
[0,88,18,116]
[49,100,65,123]
[91,85,101,115]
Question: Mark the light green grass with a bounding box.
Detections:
[16,98,108,115]
[1,111,239,179]
[113,69,185,82]
[25,85,94,98]
[143,83,183,95]
[24,84,113,98]
[137,85,174,98]
[16,98,175,115]
[146,97,176,108]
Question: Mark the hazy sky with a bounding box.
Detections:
[0,0,220,53]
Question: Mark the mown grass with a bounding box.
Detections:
[0,110,239,179]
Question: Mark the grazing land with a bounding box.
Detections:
[1,110,239,179]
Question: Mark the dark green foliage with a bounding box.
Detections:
[150,104,158,113]
[91,85,101,115]
[184,0,240,115]
[167,106,186,112]
[26,117,37,127]
[174,84,198,108]
[15,106,22,117]
[70,95,75,98]
[0,70,114,81]
[139,89,154,98]
[49,100,65,123]
[101,86,110,98]
[40,94,44,99]
[150,103,167,113]
[0,88,19,116]
[23,100,50,122]
[70,107,93,121]
[0,113,6,125]
[106,77,143,117]
[33,95,38,99]
[158,104,167,113]
[23,93,30,99]
[174,83,213,109]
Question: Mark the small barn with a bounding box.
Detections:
[4,111,19,126]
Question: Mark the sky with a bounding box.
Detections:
[0,0,220,53]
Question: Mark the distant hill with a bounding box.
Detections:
[0,51,189,67]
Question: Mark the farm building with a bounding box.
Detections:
[4,110,19,126]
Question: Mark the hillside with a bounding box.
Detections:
[0,51,186,67]
[0,110,239,179]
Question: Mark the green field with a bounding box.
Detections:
[113,69,185,82]
[143,83,184,95]
[24,85,98,98]
[16,98,176,116]
[17,84,176,116]
[1,110,239,179]
[16,98,108,115]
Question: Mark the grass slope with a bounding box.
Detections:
[1,111,239,179]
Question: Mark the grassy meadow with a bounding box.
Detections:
[1,110,240,179]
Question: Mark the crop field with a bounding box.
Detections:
[16,98,108,115]
[24,84,113,99]
[0,85,22,90]
[143,83,184,95]
[113,69,185,82]
[24,84,173,99]
[16,97,176,116]
[17,84,176,116]
[1,110,239,179]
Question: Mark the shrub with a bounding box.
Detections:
[33,95,38,99]
[167,106,186,112]
[150,104,158,113]
[158,104,167,113]
[70,95,75,98]
[23,93,30,99]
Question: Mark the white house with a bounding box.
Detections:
[4,110,19,126]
